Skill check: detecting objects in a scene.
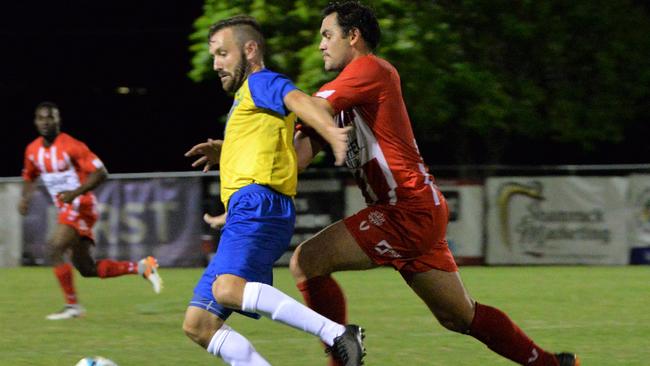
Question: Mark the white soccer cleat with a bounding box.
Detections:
[139,256,163,294]
[46,304,86,320]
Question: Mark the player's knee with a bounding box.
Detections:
[183,318,208,346]
[75,262,97,277]
[48,241,67,260]
[182,321,198,341]
[439,318,469,333]
[212,285,241,309]
[289,247,306,280]
[289,243,328,281]
[435,311,472,333]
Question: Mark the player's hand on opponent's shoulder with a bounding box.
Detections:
[185,138,223,172]
[203,213,226,229]
[325,124,352,166]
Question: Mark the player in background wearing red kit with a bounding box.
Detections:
[290,2,579,366]
[19,101,163,320]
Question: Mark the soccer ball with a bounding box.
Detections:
[75,356,118,366]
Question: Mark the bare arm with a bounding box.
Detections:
[59,167,108,204]
[284,90,350,166]
[18,180,37,215]
[294,130,325,172]
[185,138,223,173]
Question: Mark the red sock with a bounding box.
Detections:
[96,259,138,278]
[53,263,77,304]
[469,303,558,366]
[297,275,347,366]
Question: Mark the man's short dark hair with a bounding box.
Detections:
[36,101,59,111]
[323,1,380,50]
[208,15,266,55]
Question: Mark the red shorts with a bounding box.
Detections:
[344,193,458,275]
[57,202,98,241]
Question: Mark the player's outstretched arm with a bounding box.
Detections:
[59,167,108,204]
[284,90,350,166]
[185,138,223,173]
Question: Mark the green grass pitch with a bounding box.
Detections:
[1,266,649,365]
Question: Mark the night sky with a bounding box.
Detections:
[1,1,230,177]
[2,1,648,179]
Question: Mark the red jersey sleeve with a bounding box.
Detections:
[22,145,39,182]
[315,56,385,113]
[69,140,104,174]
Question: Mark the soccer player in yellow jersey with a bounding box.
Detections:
[182,16,365,366]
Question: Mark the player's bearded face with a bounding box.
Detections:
[222,50,249,93]
[211,29,250,93]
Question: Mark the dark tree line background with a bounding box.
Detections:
[2,1,649,177]
[189,0,650,167]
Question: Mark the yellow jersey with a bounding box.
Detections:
[219,69,298,206]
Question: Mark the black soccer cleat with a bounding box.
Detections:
[555,353,580,366]
[331,324,366,366]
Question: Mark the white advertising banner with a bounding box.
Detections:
[627,174,650,264]
[0,182,23,267]
[439,182,485,264]
[486,177,629,265]
[345,180,485,264]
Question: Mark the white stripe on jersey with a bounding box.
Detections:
[50,146,58,172]
[316,89,336,98]
[359,169,379,203]
[418,163,440,206]
[63,152,73,168]
[92,158,104,169]
[352,108,398,205]
[34,146,83,200]
[72,196,81,212]
[37,147,46,172]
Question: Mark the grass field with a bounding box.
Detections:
[1,266,648,365]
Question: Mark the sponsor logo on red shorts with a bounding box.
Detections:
[368,210,385,226]
[374,240,402,258]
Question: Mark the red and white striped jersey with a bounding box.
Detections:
[316,54,439,207]
[22,133,103,208]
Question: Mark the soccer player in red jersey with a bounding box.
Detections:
[290,2,579,365]
[19,101,163,320]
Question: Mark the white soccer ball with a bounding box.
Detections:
[75,356,118,366]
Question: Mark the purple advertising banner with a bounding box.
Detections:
[22,177,204,267]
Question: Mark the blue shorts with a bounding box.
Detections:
[190,184,295,320]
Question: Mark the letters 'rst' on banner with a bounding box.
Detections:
[22,177,203,267]
[485,177,629,265]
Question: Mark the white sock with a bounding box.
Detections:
[242,282,345,346]
[207,324,270,366]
